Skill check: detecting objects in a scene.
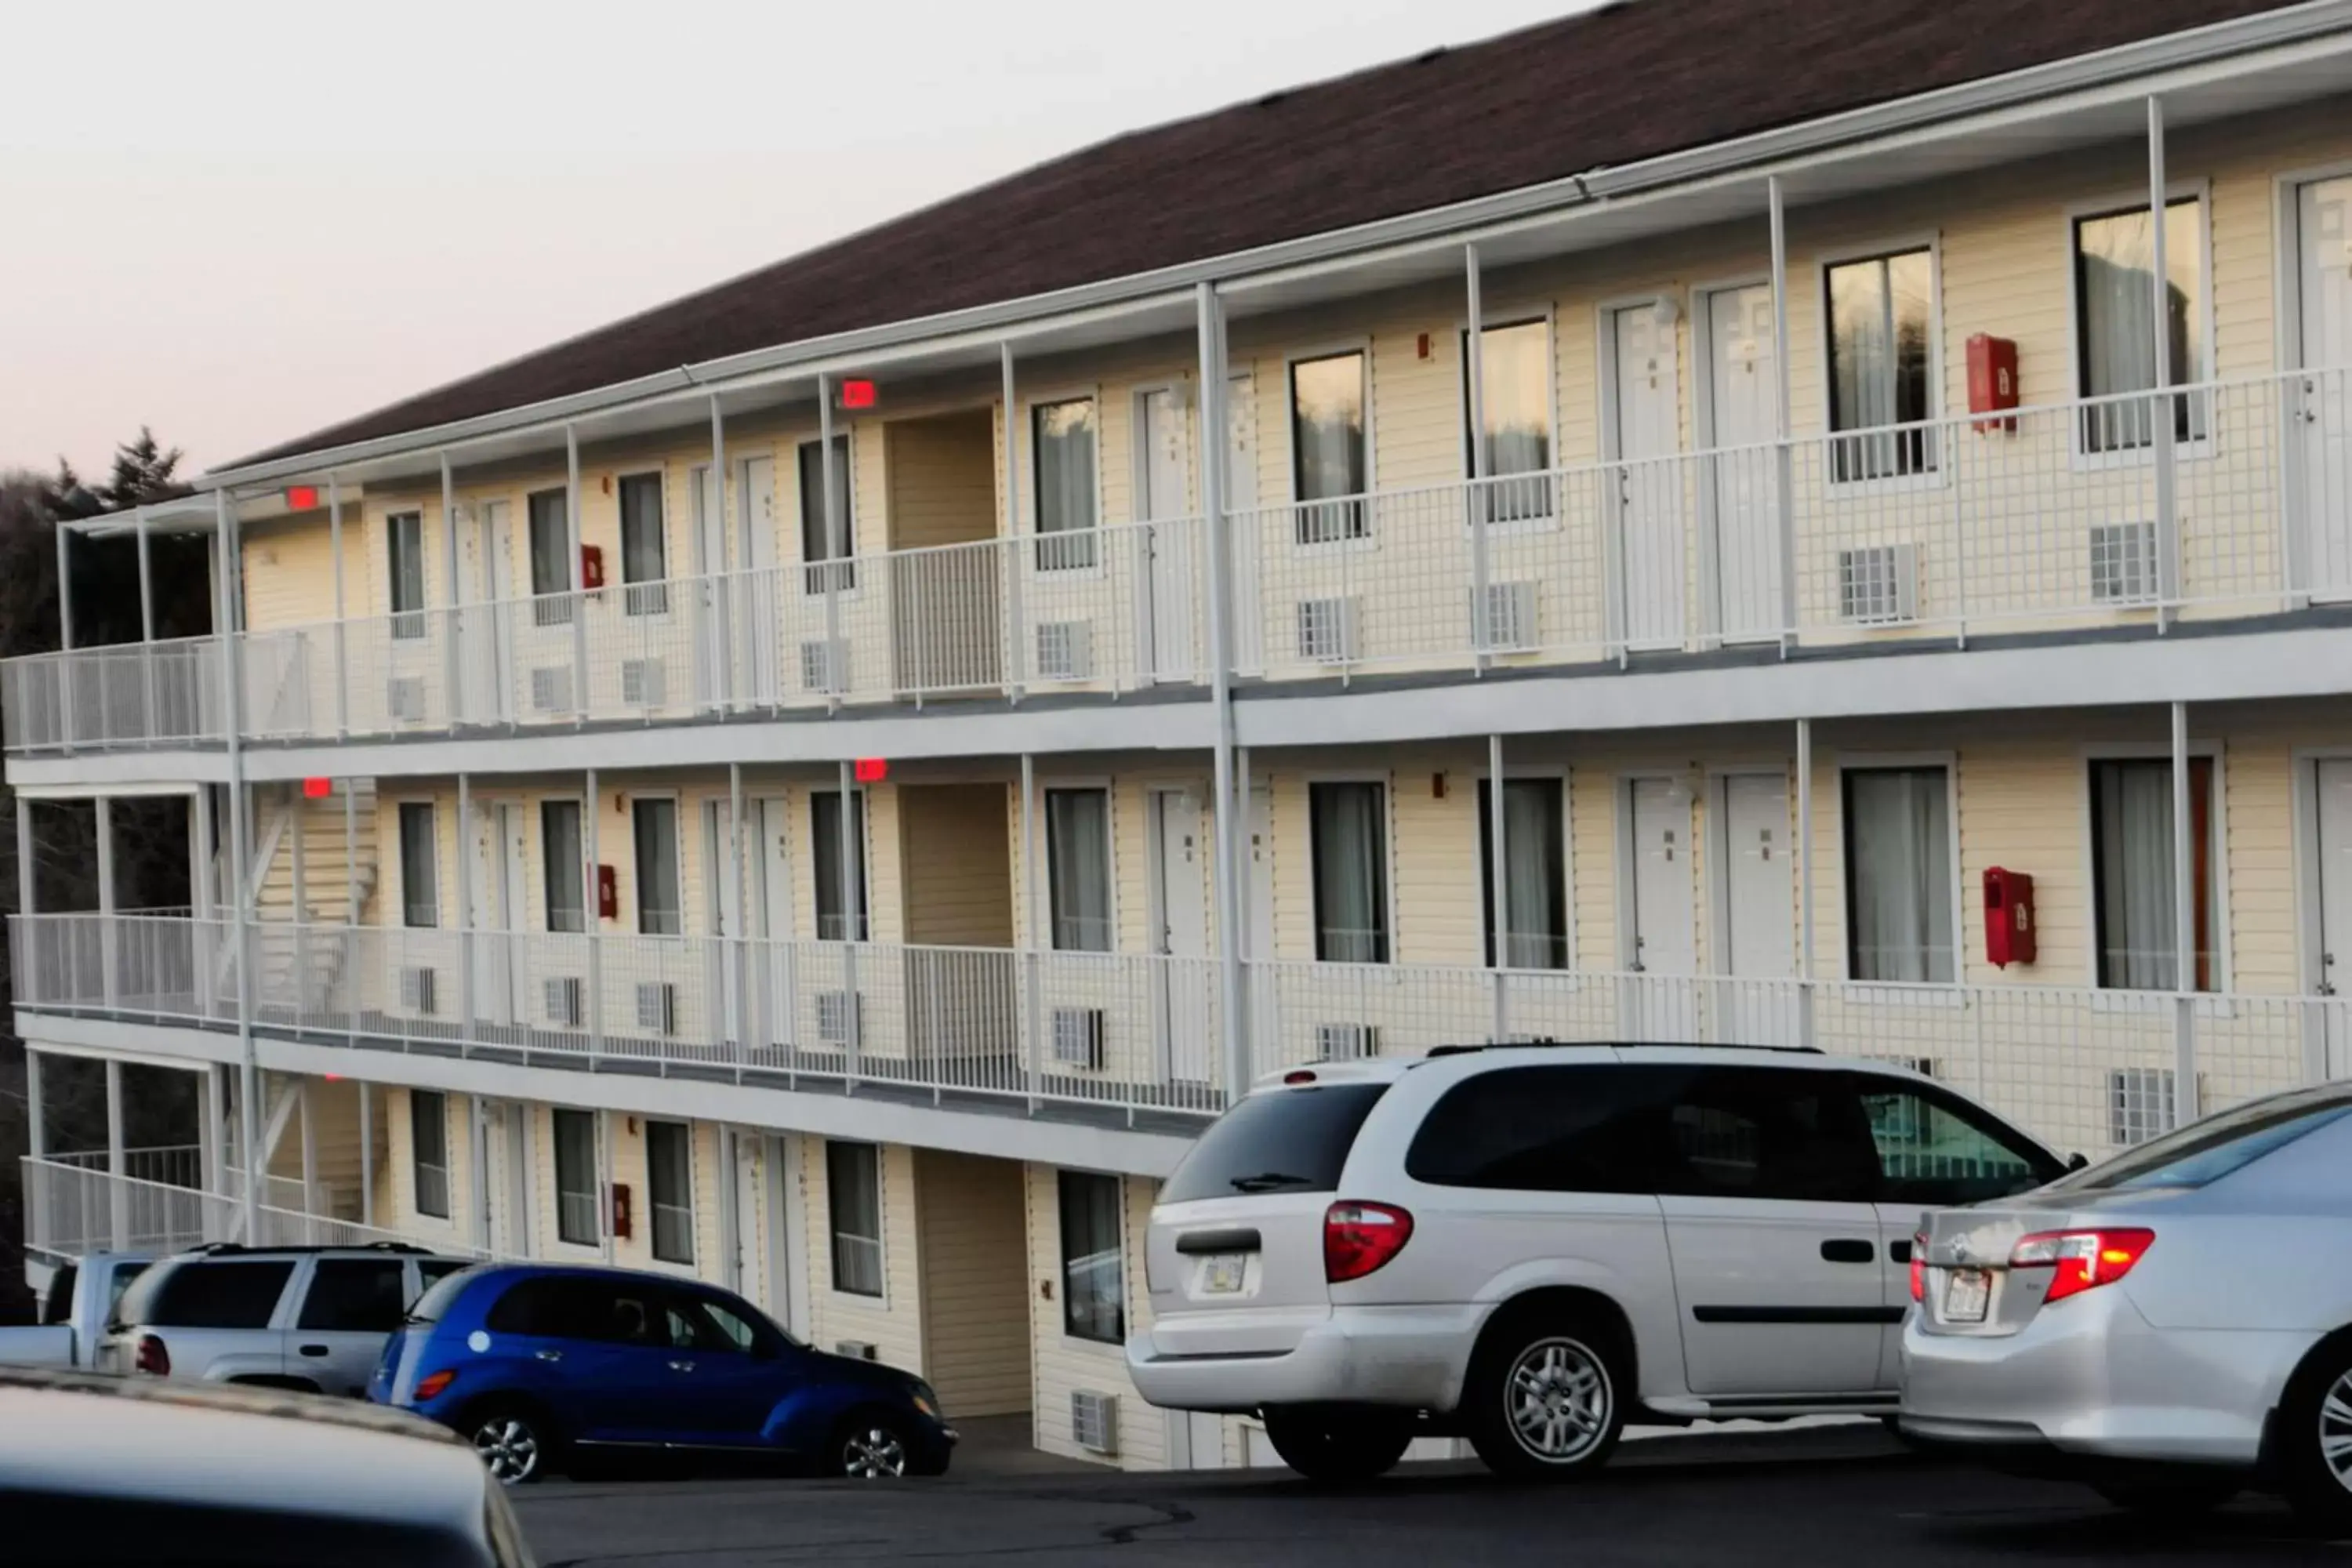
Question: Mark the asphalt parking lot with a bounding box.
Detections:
[510,1424,2346,1566]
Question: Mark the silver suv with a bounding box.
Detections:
[1126,1044,2064,1481]
[98,1244,474,1399]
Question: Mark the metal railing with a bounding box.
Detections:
[20,1156,477,1261]
[47,1144,205,1190]
[13,910,2350,1160]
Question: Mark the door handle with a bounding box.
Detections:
[668,1360,695,1373]
[298,1343,330,1358]
[534,1348,564,1363]
[1820,1239,1875,1264]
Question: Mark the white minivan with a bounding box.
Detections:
[1127,1044,2064,1481]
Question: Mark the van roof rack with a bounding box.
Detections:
[1420,1039,1824,1061]
[187,1241,430,1257]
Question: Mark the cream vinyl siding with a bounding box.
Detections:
[806,1139,924,1371]
[898,784,1014,947]
[240,517,343,633]
[912,1149,1031,1417]
[1023,1164,1164,1469]
[885,412,998,550]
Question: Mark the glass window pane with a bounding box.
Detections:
[2074,198,2206,451]
[797,436,855,592]
[1842,768,1953,983]
[527,490,574,625]
[554,1109,599,1246]
[2091,757,2215,991]
[1160,1083,1390,1203]
[1853,1075,2054,1204]
[1826,249,1936,480]
[1058,1171,1124,1344]
[632,798,681,936]
[1658,1068,1878,1202]
[411,1090,448,1219]
[541,800,584,934]
[297,1259,409,1332]
[399,803,438,929]
[1463,320,1554,522]
[1290,352,1367,542]
[388,514,426,638]
[1406,1065,1690,1191]
[1310,781,1388,964]
[826,1141,883,1297]
[1479,778,1566,969]
[143,1261,296,1329]
[813,790,869,942]
[1033,398,1099,570]
[619,474,669,615]
[1046,788,1112,952]
[647,1120,694,1265]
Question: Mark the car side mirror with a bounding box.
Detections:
[2067,1152,2089,1172]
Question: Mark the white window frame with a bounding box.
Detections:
[385,509,428,638]
[1303,771,1398,967]
[643,1117,698,1271]
[1833,751,1965,1000]
[1473,762,1577,973]
[823,1138,887,1305]
[614,466,672,618]
[1040,777,1118,954]
[521,487,575,629]
[793,430,861,600]
[2063,180,2218,470]
[1283,341,1377,555]
[537,793,588,935]
[409,1087,451,1221]
[1810,234,1950,497]
[811,784,874,943]
[549,1105,602,1253]
[1054,1167,1127,1348]
[1451,307,1561,535]
[1025,385,1106,578]
[627,789,686,940]
[1704,760,1798,983]
[2077,739,2231,998]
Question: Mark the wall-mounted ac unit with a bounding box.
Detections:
[2109,1067,2176,1149]
[1051,1007,1106,1069]
[1070,1389,1120,1456]
[1295,597,1359,663]
[816,989,859,1047]
[528,666,574,713]
[800,638,849,693]
[1315,1022,1377,1062]
[1035,621,1094,681]
[1838,543,1919,625]
[621,657,667,707]
[399,965,439,1016]
[1471,580,1537,652]
[543,976,586,1028]
[2089,521,2159,604]
[833,1340,877,1362]
[634,982,677,1035]
[387,677,429,722]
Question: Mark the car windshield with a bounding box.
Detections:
[1160,1083,1389,1204]
[2054,1084,2352,1192]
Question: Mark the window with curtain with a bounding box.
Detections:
[812,789,869,942]
[1311,780,1389,964]
[1826,247,1936,481]
[1033,397,1098,570]
[2090,757,2216,991]
[410,1089,449,1219]
[554,1108,597,1245]
[1057,1170,1125,1344]
[646,1120,694,1265]
[541,800,584,934]
[618,473,669,615]
[1462,319,1554,522]
[826,1141,884,1297]
[2074,197,2207,452]
[1291,351,1369,543]
[1842,767,1954,983]
[527,489,573,626]
[1046,788,1112,952]
[399,802,438,929]
[797,435,855,593]
[1479,778,1567,969]
[387,512,426,640]
[632,798,681,936]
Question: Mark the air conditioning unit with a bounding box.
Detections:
[621,657,667,707]
[387,677,429,722]
[1315,1022,1377,1062]
[543,976,586,1028]
[833,1340,877,1362]
[1051,1007,1106,1069]
[399,965,439,1015]
[816,989,860,1047]
[2109,1067,2176,1149]
[1471,580,1537,652]
[800,637,849,693]
[635,982,677,1035]
[2089,521,2159,604]
[528,666,573,713]
[1838,543,1919,626]
[1295,597,1359,663]
[1070,1389,1120,1456]
[1035,621,1094,681]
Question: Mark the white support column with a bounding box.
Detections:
[136,507,158,734]
[105,1058,127,1250]
[16,792,32,923]
[709,394,733,710]
[288,782,307,924]
[1795,717,1817,1050]
[1000,346,1025,700]
[729,761,747,1065]
[2172,701,2198,1127]
[441,453,464,720]
[343,783,359,924]
[1488,734,1509,1042]
[456,773,475,1032]
[219,490,261,1242]
[54,518,72,652]
[1769,174,1798,652]
[24,1049,43,1162]
[470,1094,489,1253]
[329,476,348,739]
[96,795,118,1010]
[597,1107,615,1265]
[2148,97,2180,623]
[566,425,589,715]
[1466,245,1491,670]
[1196,282,1247,1103]
[299,1076,320,1241]
[1020,752,1042,1109]
[358,1080,375,1229]
[585,768,604,1065]
[837,759,862,1082]
[191,791,217,1022]
[818,375,844,703]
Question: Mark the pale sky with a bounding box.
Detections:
[0,0,1587,477]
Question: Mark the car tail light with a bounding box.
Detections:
[1324,1201,1413,1283]
[1909,1234,1927,1303]
[2009,1228,2154,1304]
[134,1334,169,1376]
[413,1368,457,1401]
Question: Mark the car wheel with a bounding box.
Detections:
[1260,1408,1415,1483]
[468,1403,555,1486]
[1464,1312,1626,1482]
[2089,1476,2239,1517]
[836,1416,913,1479]
[2278,1338,2352,1535]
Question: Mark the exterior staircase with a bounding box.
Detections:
[249,780,379,1011]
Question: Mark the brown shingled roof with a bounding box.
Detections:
[235,0,2299,467]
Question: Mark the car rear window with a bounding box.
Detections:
[2060,1085,2352,1192]
[1160,1083,1388,1204]
[125,1260,296,1329]
[405,1265,479,1326]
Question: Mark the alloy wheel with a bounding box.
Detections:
[842,1425,909,1479]
[474,1417,541,1484]
[1505,1337,1611,1463]
[2321,1370,2352,1495]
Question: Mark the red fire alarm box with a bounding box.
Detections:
[610,1182,633,1240]
[597,864,618,922]
[1967,333,2020,433]
[1984,866,2036,968]
[580,543,606,590]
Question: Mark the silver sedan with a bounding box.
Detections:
[1900,1081,2352,1530]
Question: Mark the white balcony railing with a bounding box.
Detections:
[13,911,2350,1160]
[20,1156,473,1262]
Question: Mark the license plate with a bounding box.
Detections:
[1942,1267,1991,1323]
[1200,1254,1247,1294]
